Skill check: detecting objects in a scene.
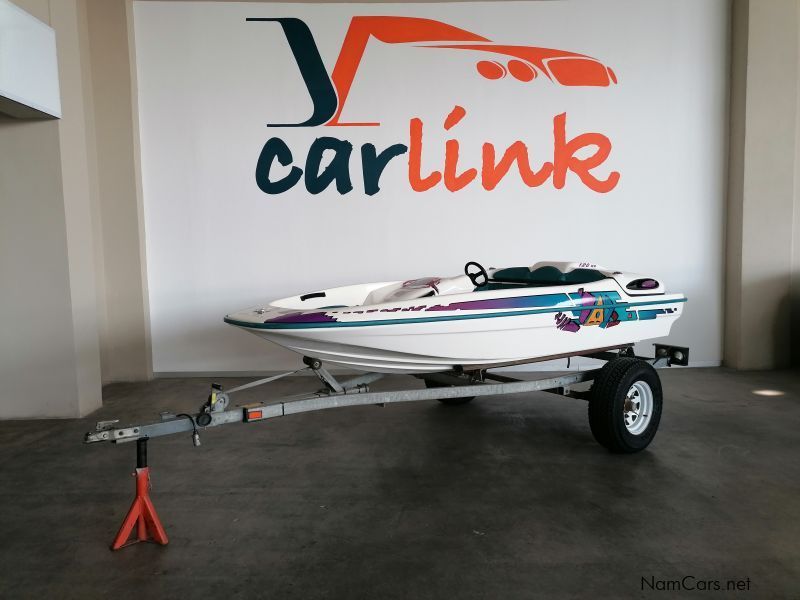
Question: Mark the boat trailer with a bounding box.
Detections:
[85,343,688,550]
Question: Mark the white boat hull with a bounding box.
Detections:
[248,310,680,373]
[225,272,685,373]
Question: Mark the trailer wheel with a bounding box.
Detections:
[424,380,475,405]
[588,357,663,453]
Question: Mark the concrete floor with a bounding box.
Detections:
[0,368,798,599]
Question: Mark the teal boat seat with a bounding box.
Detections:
[490,266,608,287]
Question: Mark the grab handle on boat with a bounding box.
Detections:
[300,291,326,301]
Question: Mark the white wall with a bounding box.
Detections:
[727,0,799,369]
[85,0,152,383]
[134,0,728,373]
[0,0,61,117]
[0,0,102,419]
[0,118,80,417]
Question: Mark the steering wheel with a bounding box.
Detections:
[464,261,489,287]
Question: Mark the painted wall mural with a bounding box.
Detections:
[254,16,620,196]
[133,1,728,373]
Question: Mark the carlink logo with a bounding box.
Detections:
[249,16,620,195]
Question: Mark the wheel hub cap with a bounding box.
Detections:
[623,381,653,435]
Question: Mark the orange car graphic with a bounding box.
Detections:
[249,16,617,127]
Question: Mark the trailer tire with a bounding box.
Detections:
[588,358,662,453]
[424,380,475,405]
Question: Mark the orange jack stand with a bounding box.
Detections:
[111,438,169,550]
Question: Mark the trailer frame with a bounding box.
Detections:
[85,342,688,549]
[85,343,687,446]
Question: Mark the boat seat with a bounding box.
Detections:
[490,266,608,287]
[365,275,474,305]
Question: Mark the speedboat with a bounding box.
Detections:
[224,261,686,373]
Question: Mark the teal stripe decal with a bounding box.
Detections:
[224,298,687,330]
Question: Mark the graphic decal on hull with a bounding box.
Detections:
[266,311,337,324]
[553,289,669,333]
[426,293,569,312]
[259,289,678,326]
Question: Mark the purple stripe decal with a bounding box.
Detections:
[426,293,570,312]
[266,311,337,324]
[264,292,601,324]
